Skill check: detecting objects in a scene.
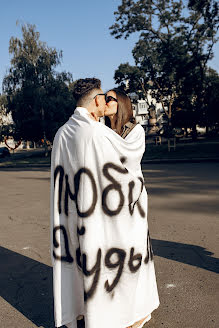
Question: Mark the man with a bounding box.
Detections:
[51,78,159,328]
[51,78,106,328]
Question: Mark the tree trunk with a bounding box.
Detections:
[192,124,197,141]
[41,107,49,157]
[43,132,49,157]
[206,125,209,135]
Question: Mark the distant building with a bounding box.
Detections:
[0,110,15,148]
[0,110,13,126]
[129,92,167,135]
[132,100,149,127]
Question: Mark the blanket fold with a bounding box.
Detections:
[51,107,159,328]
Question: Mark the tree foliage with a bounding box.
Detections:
[0,94,15,141]
[110,0,219,132]
[201,68,219,127]
[3,23,75,142]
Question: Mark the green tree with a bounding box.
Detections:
[171,68,219,133]
[201,68,219,131]
[110,0,219,137]
[3,23,75,151]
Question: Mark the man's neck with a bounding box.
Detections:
[77,106,99,122]
[86,104,100,121]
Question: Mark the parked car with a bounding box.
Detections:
[0,147,10,158]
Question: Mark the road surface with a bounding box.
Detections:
[0,162,218,328]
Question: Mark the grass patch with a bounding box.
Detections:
[143,140,219,160]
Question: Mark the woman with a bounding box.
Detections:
[104,89,158,328]
[65,89,159,328]
[104,89,136,138]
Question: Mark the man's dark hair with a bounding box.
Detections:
[72,78,101,106]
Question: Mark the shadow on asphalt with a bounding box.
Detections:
[0,240,218,327]
[152,239,219,274]
[143,163,219,215]
[0,246,54,328]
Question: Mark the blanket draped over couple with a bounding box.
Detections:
[51,107,159,328]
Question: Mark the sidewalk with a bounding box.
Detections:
[142,157,219,164]
[0,138,219,168]
[1,157,219,169]
[0,148,50,168]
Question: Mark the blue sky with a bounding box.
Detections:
[0,0,218,93]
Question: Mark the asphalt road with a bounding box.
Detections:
[0,163,218,328]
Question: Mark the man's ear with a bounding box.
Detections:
[95,95,100,107]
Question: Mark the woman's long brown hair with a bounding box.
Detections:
[107,88,135,135]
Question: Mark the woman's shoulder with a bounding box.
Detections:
[120,122,136,139]
[120,122,144,139]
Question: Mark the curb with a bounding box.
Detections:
[141,158,219,164]
[0,158,219,169]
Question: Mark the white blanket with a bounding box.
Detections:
[51,107,159,328]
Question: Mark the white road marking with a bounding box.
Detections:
[166,284,176,288]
